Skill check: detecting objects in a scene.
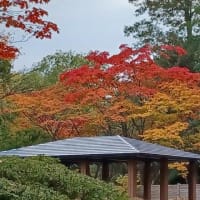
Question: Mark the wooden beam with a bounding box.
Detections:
[80,160,90,175]
[144,161,151,200]
[102,161,109,181]
[188,160,197,200]
[127,159,137,199]
[160,158,168,200]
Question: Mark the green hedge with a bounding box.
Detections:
[0,156,128,200]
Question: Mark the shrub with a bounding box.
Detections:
[0,156,127,200]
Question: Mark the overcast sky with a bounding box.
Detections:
[13,0,135,71]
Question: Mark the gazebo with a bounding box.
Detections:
[0,135,200,200]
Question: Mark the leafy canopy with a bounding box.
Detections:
[60,45,200,149]
[125,0,200,71]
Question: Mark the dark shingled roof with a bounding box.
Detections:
[0,135,200,161]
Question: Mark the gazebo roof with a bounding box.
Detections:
[0,135,200,161]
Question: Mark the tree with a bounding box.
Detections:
[0,0,58,60]
[0,0,58,140]
[0,0,59,148]
[28,51,89,88]
[0,62,54,150]
[0,51,88,143]
[8,51,89,94]
[0,128,51,150]
[60,45,200,149]
[125,0,200,71]
[7,83,87,139]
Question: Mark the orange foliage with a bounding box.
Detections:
[7,45,200,148]
[8,84,86,139]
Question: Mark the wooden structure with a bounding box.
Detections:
[0,135,199,200]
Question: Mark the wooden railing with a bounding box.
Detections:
[135,184,200,200]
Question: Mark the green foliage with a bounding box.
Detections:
[0,178,69,200]
[34,51,89,86]
[0,60,13,100]
[9,51,88,93]
[27,51,88,89]
[0,110,13,135]
[125,0,200,71]
[0,157,127,200]
[33,51,88,75]
[0,60,12,83]
[0,129,51,151]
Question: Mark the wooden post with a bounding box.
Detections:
[102,161,109,181]
[160,158,168,200]
[127,159,137,199]
[80,160,90,175]
[188,160,197,200]
[144,161,151,200]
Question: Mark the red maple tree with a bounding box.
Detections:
[60,45,200,147]
[0,0,59,60]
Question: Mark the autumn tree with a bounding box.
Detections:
[60,45,200,149]
[125,0,200,71]
[6,45,200,151]
[0,51,88,145]
[0,0,59,98]
[8,83,87,140]
[0,0,59,148]
[0,0,58,60]
[5,50,89,140]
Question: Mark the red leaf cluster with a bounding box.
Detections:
[160,45,187,56]
[0,0,58,59]
[0,41,19,60]
[60,44,200,106]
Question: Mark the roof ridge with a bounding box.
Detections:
[117,135,139,152]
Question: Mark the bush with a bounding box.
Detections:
[0,156,128,200]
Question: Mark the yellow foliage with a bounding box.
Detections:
[115,174,140,194]
[142,122,188,148]
[169,162,188,179]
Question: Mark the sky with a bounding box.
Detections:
[13,0,135,71]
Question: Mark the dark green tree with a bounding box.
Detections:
[125,0,200,71]
[0,60,14,140]
[0,60,12,98]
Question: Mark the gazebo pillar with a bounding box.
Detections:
[144,161,151,200]
[188,160,197,200]
[80,160,90,175]
[102,161,109,181]
[160,158,168,200]
[128,159,137,199]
